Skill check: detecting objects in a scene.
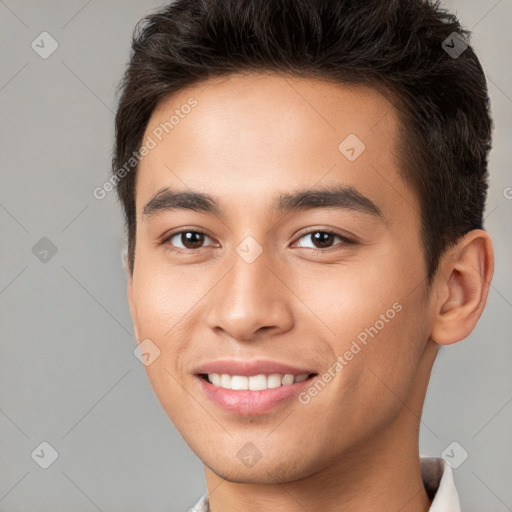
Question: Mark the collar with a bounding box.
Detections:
[190,456,460,511]
[420,455,461,511]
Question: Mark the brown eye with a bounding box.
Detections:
[165,230,214,251]
[295,230,353,250]
[310,232,337,248]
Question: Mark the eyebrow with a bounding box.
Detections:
[142,184,382,219]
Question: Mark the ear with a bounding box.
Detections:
[127,276,141,343]
[430,229,494,345]
[122,241,140,341]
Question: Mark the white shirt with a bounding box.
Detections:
[189,456,460,511]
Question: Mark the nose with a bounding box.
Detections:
[204,245,294,342]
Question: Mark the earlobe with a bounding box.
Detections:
[430,229,494,346]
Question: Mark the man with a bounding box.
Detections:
[112,0,494,510]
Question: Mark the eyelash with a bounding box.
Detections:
[161,228,355,255]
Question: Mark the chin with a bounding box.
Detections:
[203,451,321,485]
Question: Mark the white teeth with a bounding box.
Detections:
[220,374,231,388]
[248,374,267,390]
[230,375,249,390]
[282,374,294,386]
[206,372,311,390]
[267,374,282,389]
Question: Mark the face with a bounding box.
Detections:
[128,73,436,483]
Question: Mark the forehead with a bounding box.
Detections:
[136,73,414,221]
[144,73,398,153]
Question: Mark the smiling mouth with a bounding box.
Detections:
[198,372,318,391]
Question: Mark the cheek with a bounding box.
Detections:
[309,251,429,409]
[131,267,196,422]
[130,267,193,394]
[341,280,430,416]
[132,260,205,339]
[292,258,404,344]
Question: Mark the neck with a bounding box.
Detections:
[204,340,439,512]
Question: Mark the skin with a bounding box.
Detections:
[127,73,494,511]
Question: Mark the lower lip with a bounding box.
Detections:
[196,375,314,415]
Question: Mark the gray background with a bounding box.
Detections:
[0,1,510,511]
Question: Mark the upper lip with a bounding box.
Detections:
[194,359,316,377]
